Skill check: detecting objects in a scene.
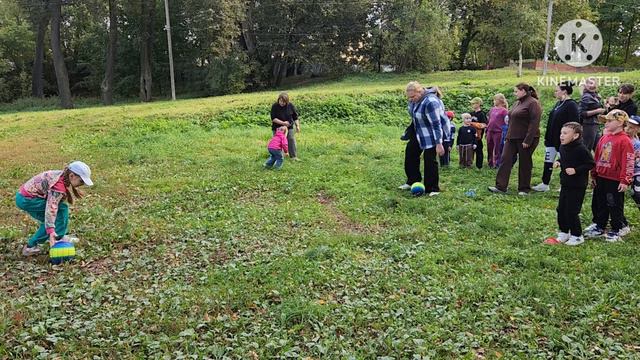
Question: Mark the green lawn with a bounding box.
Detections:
[1,70,640,358]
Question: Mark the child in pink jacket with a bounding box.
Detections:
[264,126,289,170]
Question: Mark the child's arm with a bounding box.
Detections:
[45,191,65,245]
[619,141,634,186]
[573,148,595,174]
[281,133,289,154]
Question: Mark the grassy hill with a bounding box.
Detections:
[1,69,640,358]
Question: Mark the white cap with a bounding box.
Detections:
[68,161,93,186]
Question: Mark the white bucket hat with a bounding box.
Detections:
[68,161,93,186]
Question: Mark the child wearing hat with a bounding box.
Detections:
[470,97,488,169]
[439,111,457,167]
[583,110,634,242]
[544,122,594,246]
[16,161,93,256]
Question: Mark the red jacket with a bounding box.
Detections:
[591,131,634,185]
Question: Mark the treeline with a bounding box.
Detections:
[0,0,638,107]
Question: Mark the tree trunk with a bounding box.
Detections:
[139,0,154,102]
[102,0,118,105]
[517,41,523,78]
[31,10,48,98]
[623,15,636,63]
[240,9,257,57]
[458,22,478,70]
[48,0,73,108]
[604,21,614,66]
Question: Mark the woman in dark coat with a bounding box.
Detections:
[532,81,580,192]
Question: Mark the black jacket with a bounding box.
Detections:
[457,125,477,146]
[614,99,638,117]
[559,138,595,188]
[544,99,579,148]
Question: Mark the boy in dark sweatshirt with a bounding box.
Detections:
[544,122,595,246]
[584,110,634,242]
[457,113,477,168]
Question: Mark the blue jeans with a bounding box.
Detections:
[15,192,69,247]
[265,148,284,169]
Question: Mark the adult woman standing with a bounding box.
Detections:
[532,81,580,192]
[489,83,542,195]
[399,81,449,195]
[579,78,605,151]
[271,92,301,160]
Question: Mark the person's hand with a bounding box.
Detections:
[591,178,597,188]
[473,145,477,149]
[598,108,607,114]
[565,168,576,175]
[618,183,628,192]
[296,125,301,134]
[553,161,561,168]
[522,142,530,149]
[284,152,289,157]
[49,233,57,247]
[436,143,445,156]
[448,146,452,152]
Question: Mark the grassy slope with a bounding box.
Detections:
[1,69,640,358]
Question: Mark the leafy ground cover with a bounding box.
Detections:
[1,70,640,358]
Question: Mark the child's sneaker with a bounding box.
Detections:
[428,192,440,197]
[61,235,79,244]
[565,235,585,246]
[557,232,570,243]
[518,191,529,196]
[488,186,506,194]
[619,225,631,237]
[584,225,605,238]
[532,183,550,192]
[398,184,411,191]
[22,245,41,256]
[605,231,621,242]
[584,223,599,232]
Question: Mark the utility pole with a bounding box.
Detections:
[542,0,553,76]
[164,0,176,100]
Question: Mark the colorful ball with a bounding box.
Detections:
[410,182,426,196]
[49,241,76,265]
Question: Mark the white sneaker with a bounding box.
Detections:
[557,232,570,243]
[518,191,529,196]
[584,223,599,232]
[532,183,550,192]
[61,235,79,243]
[398,184,411,190]
[22,245,42,256]
[605,231,621,243]
[428,192,440,197]
[584,226,605,238]
[619,226,631,237]
[565,235,585,246]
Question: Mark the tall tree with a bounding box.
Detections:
[102,0,117,105]
[48,0,73,108]
[139,0,154,102]
[29,1,49,98]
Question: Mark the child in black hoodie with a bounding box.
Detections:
[544,122,595,246]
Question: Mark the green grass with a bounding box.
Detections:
[1,69,640,358]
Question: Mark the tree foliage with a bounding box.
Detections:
[0,0,637,106]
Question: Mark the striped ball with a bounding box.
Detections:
[410,182,426,196]
[49,241,76,265]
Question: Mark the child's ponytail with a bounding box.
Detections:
[62,167,83,205]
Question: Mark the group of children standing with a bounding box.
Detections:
[440,95,509,169]
[546,82,638,246]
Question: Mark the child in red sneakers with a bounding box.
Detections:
[583,110,634,242]
[544,122,594,245]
